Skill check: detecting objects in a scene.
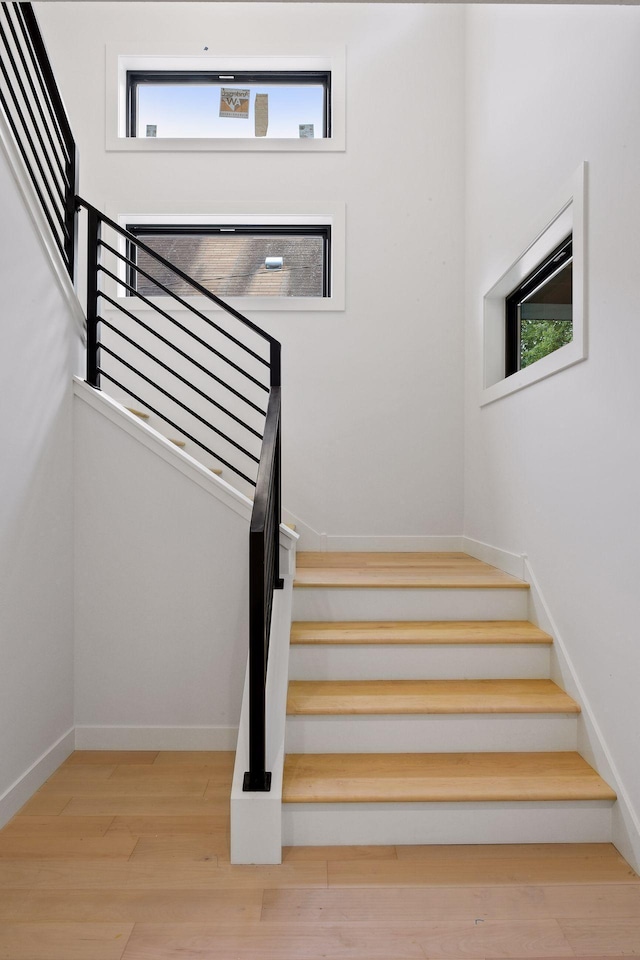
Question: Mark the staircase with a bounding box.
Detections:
[282,551,615,846]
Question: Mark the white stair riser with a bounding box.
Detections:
[285,713,578,754]
[289,643,551,681]
[292,588,529,622]
[282,799,612,846]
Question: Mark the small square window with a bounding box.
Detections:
[127,71,331,140]
[125,224,331,299]
[505,235,573,377]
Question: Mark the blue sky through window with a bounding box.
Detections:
[136,83,325,138]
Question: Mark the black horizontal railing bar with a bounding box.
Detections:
[0,82,67,258]
[7,3,73,178]
[250,389,281,533]
[97,265,269,394]
[78,197,278,349]
[0,43,68,237]
[1,4,68,191]
[99,316,264,441]
[0,23,67,231]
[96,369,258,487]
[99,239,269,369]
[16,3,73,163]
[99,341,261,466]
[99,291,267,417]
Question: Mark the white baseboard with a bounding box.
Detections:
[525,558,640,874]
[281,511,464,553]
[74,725,238,751]
[324,535,464,552]
[0,728,75,829]
[461,537,525,580]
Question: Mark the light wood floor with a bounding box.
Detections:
[0,751,638,960]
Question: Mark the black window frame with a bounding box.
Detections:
[126,70,332,139]
[125,223,332,299]
[505,234,573,377]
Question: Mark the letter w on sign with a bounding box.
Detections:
[220,88,250,119]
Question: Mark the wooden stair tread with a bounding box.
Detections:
[294,552,528,590]
[126,407,150,420]
[287,679,579,715]
[291,620,552,645]
[209,468,223,475]
[282,752,616,803]
[169,439,186,448]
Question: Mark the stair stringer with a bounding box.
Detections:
[73,378,298,751]
[464,535,639,872]
[74,377,255,521]
[525,558,640,874]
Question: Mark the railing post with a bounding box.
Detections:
[270,342,283,590]
[85,205,101,389]
[243,527,271,793]
[274,418,283,590]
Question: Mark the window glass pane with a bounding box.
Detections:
[519,261,573,369]
[130,232,327,297]
[135,82,326,139]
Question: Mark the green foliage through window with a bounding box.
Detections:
[520,318,573,369]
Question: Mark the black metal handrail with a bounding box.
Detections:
[0,2,77,278]
[1,1,282,795]
[244,385,282,792]
[79,198,283,790]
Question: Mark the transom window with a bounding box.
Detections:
[126,224,331,298]
[505,235,573,376]
[127,71,331,140]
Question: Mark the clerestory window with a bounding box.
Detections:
[127,70,331,140]
[125,223,331,299]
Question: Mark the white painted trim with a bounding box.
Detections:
[481,163,587,406]
[106,44,346,153]
[74,725,237,750]
[231,573,295,863]
[0,111,86,342]
[284,510,464,553]
[0,728,75,829]
[105,201,346,312]
[525,558,640,874]
[461,536,526,580]
[324,535,464,552]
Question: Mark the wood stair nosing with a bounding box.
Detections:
[282,751,617,804]
[284,551,615,829]
[126,407,150,420]
[293,552,529,590]
[290,620,553,646]
[286,678,580,716]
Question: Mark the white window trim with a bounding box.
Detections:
[481,163,587,406]
[105,201,346,312]
[106,44,345,153]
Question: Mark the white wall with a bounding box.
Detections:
[73,390,251,747]
[464,5,640,854]
[36,1,467,543]
[0,141,80,823]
